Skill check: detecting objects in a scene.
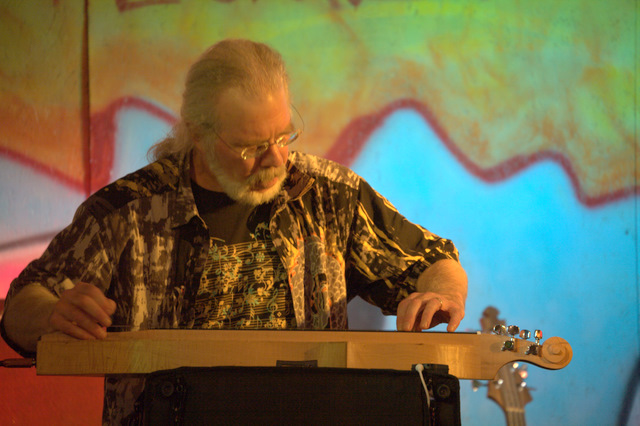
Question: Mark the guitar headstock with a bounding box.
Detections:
[490,324,573,370]
[486,361,533,423]
[477,306,572,371]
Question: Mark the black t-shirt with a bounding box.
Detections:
[190,180,295,329]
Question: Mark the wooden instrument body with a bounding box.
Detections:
[36,329,572,380]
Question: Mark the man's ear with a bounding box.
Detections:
[185,121,196,139]
[185,122,204,150]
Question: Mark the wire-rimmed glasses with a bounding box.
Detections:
[203,106,304,160]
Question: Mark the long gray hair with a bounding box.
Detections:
[149,39,289,161]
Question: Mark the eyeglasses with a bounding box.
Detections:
[215,128,302,160]
[203,106,304,160]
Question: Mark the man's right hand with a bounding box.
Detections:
[48,282,116,340]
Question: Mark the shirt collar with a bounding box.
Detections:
[281,158,315,201]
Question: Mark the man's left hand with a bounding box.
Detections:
[395,259,468,332]
[396,291,465,332]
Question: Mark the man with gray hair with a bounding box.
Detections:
[1,39,467,423]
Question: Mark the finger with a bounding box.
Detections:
[49,309,103,340]
[75,282,117,317]
[396,297,424,331]
[446,307,465,332]
[396,298,409,330]
[53,290,112,339]
[61,285,114,327]
[71,308,109,339]
[417,298,443,331]
[58,301,108,338]
[60,292,112,328]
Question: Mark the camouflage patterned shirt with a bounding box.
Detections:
[2,151,459,424]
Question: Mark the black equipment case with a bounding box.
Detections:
[142,365,460,425]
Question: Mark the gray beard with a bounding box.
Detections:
[203,147,287,206]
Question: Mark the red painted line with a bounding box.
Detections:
[0,97,177,195]
[114,0,180,12]
[0,147,85,192]
[325,98,638,208]
[0,96,634,208]
[89,97,177,192]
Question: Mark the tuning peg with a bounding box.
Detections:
[496,325,518,352]
[525,330,543,355]
[534,330,543,345]
[493,324,507,335]
[519,329,531,340]
[501,339,515,351]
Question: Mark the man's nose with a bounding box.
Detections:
[259,143,286,167]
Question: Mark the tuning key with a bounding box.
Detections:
[500,325,521,351]
[493,324,507,335]
[500,326,518,352]
[501,339,515,351]
[507,325,520,337]
[525,329,543,355]
[534,330,543,345]
[519,329,531,340]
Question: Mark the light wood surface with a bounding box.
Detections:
[36,329,572,380]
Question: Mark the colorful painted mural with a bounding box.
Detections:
[0,1,638,425]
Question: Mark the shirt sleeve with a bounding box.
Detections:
[345,178,459,315]
[1,203,114,354]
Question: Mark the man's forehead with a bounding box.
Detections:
[221,84,290,103]
[212,87,292,141]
